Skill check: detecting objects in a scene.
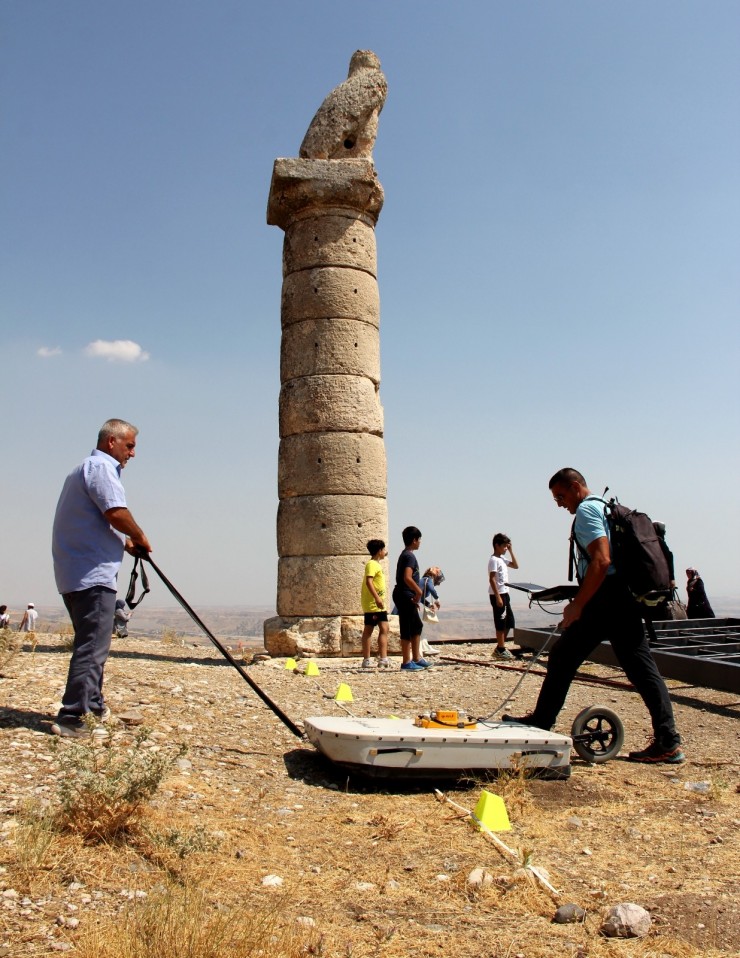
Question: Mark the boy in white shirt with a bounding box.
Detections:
[488,534,519,659]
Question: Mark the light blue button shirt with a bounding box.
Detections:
[52,449,128,594]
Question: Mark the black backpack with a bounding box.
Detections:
[569,496,672,610]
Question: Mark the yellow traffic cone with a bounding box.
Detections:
[471,789,511,832]
[284,658,297,671]
[335,683,353,702]
[304,660,320,676]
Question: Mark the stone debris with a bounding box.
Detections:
[466,867,493,889]
[600,902,652,938]
[553,903,586,924]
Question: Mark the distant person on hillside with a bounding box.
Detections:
[360,539,390,668]
[51,419,152,738]
[686,568,715,619]
[420,567,444,657]
[391,526,430,671]
[113,599,132,638]
[488,534,519,659]
[0,605,9,629]
[19,603,38,632]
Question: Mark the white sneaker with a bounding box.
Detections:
[424,645,440,656]
[361,658,373,668]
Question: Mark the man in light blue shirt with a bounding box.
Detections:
[51,419,152,737]
[503,467,683,764]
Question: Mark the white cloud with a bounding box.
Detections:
[84,339,150,363]
[37,346,62,358]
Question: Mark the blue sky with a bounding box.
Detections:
[2,1,739,612]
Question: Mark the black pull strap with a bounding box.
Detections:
[125,555,151,609]
[132,552,304,741]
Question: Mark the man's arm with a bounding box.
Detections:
[105,507,152,555]
[560,535,610,628]
[403,566,423,603]
[507,544,519,570]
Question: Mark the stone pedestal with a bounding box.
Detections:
[265,159,388,656]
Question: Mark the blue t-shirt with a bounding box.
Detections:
[52,449,128,594]
[574,496,615,580]
[395,549,420,599]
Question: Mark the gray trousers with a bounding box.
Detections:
[57,586,116,723]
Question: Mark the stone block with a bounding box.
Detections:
[267,158,384,230]
[277,555,370,616]
[278,432,386,498]
[278,494,387,556]
[340,615,402,656]
[263,615,342,656]
[281,318,380,383]
[279,375,383,437]
[281,267,379,327]
[283,214,377,275]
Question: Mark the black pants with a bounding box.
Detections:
[57,586,116,722]
[529,576,680,748]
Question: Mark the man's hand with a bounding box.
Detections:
[560,600,582,629]
[496,595,504,608]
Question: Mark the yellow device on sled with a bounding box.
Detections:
[414,709,477,729]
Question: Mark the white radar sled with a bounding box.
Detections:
[303,712,573,780]
[303,706,625,780]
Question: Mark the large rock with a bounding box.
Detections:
[600,903,651,938]
[264,614,402,657]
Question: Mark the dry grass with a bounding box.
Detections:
[1,634,737,958]
[73,879,315,958]
[161,626,184,647]
[52,725,187,842]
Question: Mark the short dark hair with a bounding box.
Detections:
[366,539,385,556]
[549,467,586,490]
[492,533,510,548]
[402,526,422,547]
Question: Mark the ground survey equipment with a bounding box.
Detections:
[130,555,624,780]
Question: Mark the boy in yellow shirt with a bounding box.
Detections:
[360,539,390,668]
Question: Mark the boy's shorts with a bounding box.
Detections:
[363,611,388,626]
[489,592,515,633]
[393,591,423,640]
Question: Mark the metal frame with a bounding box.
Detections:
[514,618,740,695]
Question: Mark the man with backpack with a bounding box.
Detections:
[503,467,684,764]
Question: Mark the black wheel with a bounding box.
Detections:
[570,706,624,763]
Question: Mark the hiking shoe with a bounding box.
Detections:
[51,720,108,740]
[361,658,373,669]
[627,740,685,764]
[377,658,391,669]
[415,658,433,669]
[494,647,514,660]
[400,661,424,671]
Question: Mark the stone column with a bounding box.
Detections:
[263,159,391,656]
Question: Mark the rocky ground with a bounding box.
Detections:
[1,631,738,957]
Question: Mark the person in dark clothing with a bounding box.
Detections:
[686,568,715,619]
[503,468,684,764]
